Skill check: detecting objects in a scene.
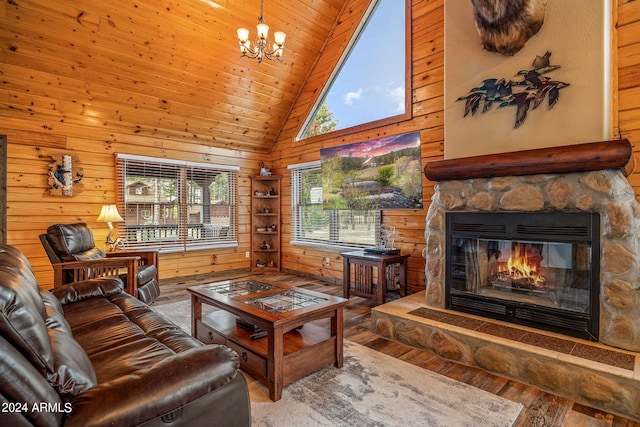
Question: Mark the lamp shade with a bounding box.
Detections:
[274,31,286,46]
[96,204,124,223]
[256,23,269,39]
[237,27,250,42]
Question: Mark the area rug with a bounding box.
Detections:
[153,298,199,333]
[153,300,524,427]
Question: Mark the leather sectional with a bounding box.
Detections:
[0,244,250,426]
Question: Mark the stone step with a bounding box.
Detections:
[371,292,639,422]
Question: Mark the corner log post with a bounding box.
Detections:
[424,139,634,181]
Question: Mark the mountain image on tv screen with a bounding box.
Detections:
[320,131,423,210]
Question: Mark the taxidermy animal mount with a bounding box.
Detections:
[470,0,547,56]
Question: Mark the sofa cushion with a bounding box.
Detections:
[0,248,54,376]
[41,290,72,334]
[47,327,97,398]
[51,276,124,305]
[40,289,98,398]
[0,244,40,291]
[71,312,147,357]
[0,334,64,427]
[89,338,180,383]
[46,223,106,261]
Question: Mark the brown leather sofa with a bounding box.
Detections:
[0,244,251,426]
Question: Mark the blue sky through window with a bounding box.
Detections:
[301,0,406,137]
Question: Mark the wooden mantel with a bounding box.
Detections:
[424,139,634,182]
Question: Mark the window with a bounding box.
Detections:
[289,161,381,248]
[297,0,409,140]
[116,154,238,252]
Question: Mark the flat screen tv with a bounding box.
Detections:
[320,131,423,210]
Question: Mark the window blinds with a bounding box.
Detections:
[116,154,238,252]
[289,161,381,248]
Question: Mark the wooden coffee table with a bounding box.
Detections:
[188,277,348,401]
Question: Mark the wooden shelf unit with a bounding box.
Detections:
[250,175,281,271]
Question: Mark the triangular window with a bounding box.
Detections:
[297,0,409,140]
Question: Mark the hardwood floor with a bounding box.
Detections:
[158,271,640,427]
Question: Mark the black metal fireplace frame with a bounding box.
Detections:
[445,212,600,341]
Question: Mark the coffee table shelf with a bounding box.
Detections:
[196,311,336,386]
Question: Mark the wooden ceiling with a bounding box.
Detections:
[2,0,349,153]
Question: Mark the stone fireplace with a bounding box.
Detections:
[423,141,640,352]
[371,140,640,420]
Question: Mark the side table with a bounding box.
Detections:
[341,250,409,305]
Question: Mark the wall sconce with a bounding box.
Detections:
[96,204,124,251]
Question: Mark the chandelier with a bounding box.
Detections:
[237,0,286,63]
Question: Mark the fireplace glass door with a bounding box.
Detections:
[445,212,600,340]
[450,238,591,312]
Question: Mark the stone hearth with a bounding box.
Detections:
[371,293,639,421]
[373,141,640,420]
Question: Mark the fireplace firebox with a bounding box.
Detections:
[445,212,600,341]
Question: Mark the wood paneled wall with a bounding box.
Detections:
[269,0,444,291]
[1,128,260,289]
[269,0,640,293]
[0,1,266,288]
[618,0,640,188]
[1,0,639,293]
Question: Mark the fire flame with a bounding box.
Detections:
[494,244,546,289]
[507,245,537,279]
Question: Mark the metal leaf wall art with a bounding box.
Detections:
[457,51,569,129]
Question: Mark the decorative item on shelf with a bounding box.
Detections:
[237,0,285,64]
[48,154,84,196]
[96,204,125,251]
[268,260,275,268]
[250,174,281,273]
[380,224,396,250]
[258,161,272,176]
[365,225,400,255]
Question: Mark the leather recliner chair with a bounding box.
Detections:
[40,223,161,304]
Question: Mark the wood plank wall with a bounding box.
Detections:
[1,0,639,294]
[0,0,264,288]
[2,130,259,289]
[269,0,444,291]
[269,0,640,294]
[618,0,640,187]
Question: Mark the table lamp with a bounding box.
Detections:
[96,204,124,250]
